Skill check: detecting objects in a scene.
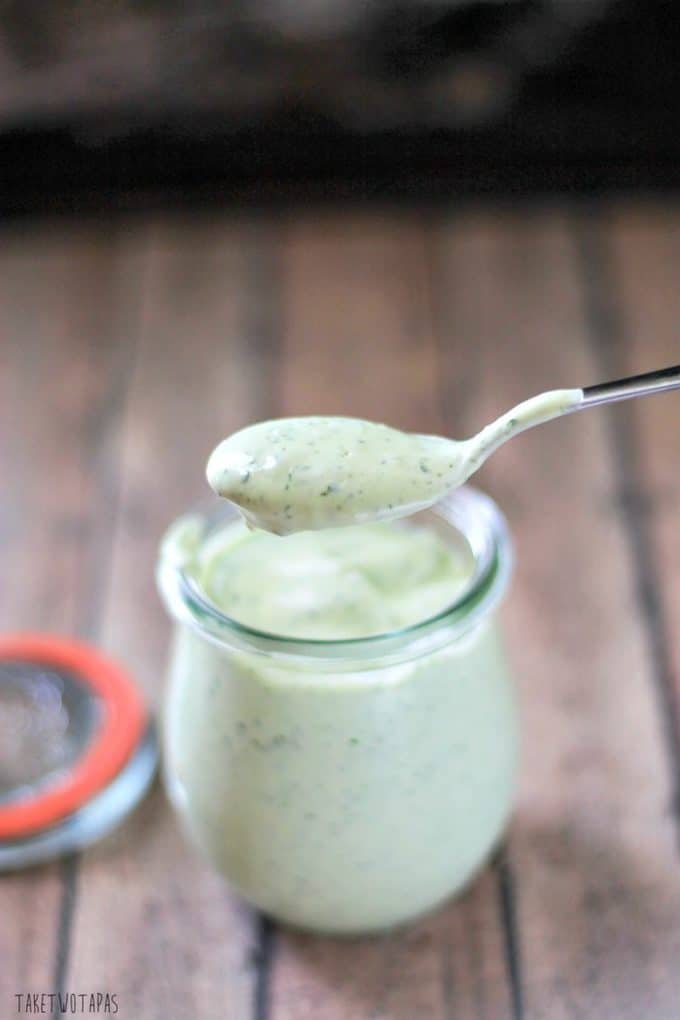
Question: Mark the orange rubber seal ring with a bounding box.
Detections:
[0,634,146,839]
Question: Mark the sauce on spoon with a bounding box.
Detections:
[206,389,582,535]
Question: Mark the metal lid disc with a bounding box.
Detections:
[0,634,157,869]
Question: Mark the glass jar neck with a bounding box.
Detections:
[156,486,513,669]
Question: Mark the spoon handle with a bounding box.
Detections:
[580,363,680,409]
[461,365,679,477]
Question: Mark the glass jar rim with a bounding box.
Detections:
[155,486,513,666]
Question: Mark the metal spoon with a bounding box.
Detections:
[461,363,680,475]
[207,364,680,534]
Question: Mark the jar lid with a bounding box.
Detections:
[0,633,157,870]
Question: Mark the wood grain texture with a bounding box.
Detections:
[601,205,680,793]
[65,215,281,1018]
[279,213,443,432]
[432,206,680,1019]
[1,203,679,1020]
[269,211,515,1020]
[0,222,143,1008]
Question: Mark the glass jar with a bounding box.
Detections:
[156,487,516,935]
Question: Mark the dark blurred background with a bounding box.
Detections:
[1,0,678,213]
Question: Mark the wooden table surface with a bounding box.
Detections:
[1,200,679,1019]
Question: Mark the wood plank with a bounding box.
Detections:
[0,222,142,1007]
[4,203,677,1020]
[279,212,443,431]
[433,205,680,1018]
[269,211,514,1020]
[66,214,279,1018]
[603,204,680,760]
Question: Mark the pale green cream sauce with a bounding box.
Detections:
[206,390,582,535]
[168,517,473,639]
[206,417,464,535]
[160,393,588,931]
[161,513,516,933]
